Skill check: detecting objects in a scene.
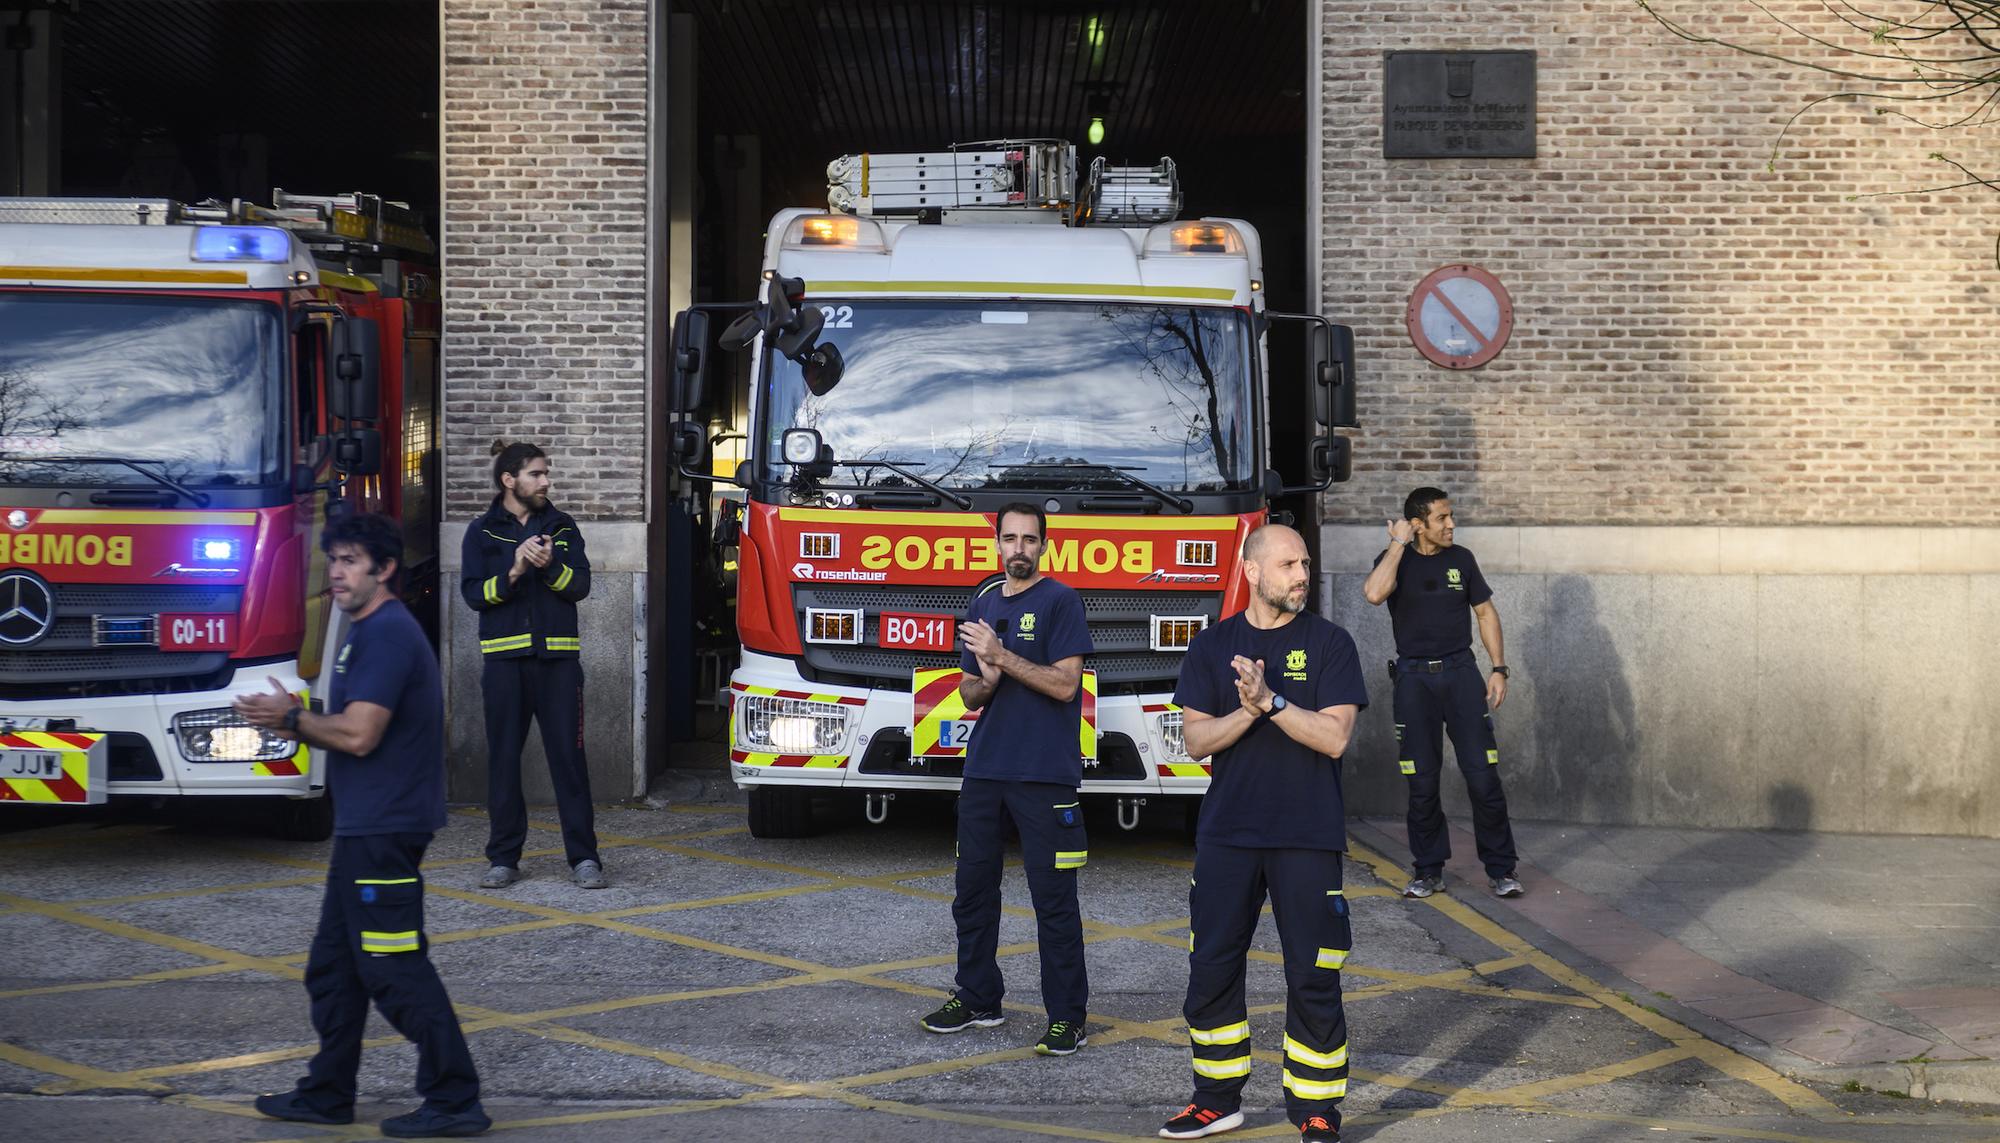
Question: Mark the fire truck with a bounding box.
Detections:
[0,191,439,839]
[668,143,1354,837]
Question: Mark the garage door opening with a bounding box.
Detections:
[655,0,1317,756]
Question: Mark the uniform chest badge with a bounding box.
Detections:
[336,643,352,675]
[1283,648,1308,681]
[1016,612,1037,640]
[1446,567,1463,590]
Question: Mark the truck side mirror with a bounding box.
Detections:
[671,309,710,413]
[328,317,381,422]
[331,427,382,477]
[1310,436,1352,485]
[1328,324,1357,429]
[667,421,707,466]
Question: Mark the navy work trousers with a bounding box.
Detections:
[1394,652,1517,879]
[951,777,1089,1022]
[294,832,480,1117]
[482,655,599,869]
[1182,844,1351,1128]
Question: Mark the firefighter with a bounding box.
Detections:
[919,502,1096,1056]
[461,441,604,890]
[1158,524,1366,1143]
[235,512,489,1138]
[1362,486,1522,900]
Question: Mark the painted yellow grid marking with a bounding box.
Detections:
[0,813,1886,1138]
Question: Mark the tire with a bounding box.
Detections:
[746,784,816,839]
[272,792,335,842]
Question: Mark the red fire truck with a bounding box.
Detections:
[669,143,1356,837]
[0,191,440,838]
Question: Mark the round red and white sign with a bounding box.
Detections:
[1406,264,1513,369]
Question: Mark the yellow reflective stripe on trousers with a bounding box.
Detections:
[552,563,574,592]
[1054,850,1088,869]
[360,930,420,954]
[1316,946,1350,969]
[482,576,500,604]
[1399,759,1416,774]
[1283,1035,1349,1070]
[480,633,532,653]
[1191,1054,1253,1079]
[1188,1020,1250,1046]
[1282,1070,1347,1099]
[546,636,580,652]
[354,878,418,886]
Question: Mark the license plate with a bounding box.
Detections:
[880,612,955,652]
[160,613,234,651]
[0,749,61,779]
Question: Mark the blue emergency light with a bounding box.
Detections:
[192,537,240,562]
[192,227,290,263]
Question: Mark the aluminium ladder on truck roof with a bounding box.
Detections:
[0,189,434,257]
[825,140,1179,226]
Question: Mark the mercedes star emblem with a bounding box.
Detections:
[0,570,56,646]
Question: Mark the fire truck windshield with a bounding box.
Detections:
[0,294,285,487]
[761,300,1255,494]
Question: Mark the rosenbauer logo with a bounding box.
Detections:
[790,561,888,583]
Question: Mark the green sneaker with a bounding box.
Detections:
[1035,1019,1087,1055]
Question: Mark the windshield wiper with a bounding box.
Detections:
[0,454,212,507]
[829,458,972,509]
[989,462,1193,513]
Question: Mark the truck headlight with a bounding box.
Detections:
[173,708,297,762]
[735,694,851,754]
[1159,710,1187,761]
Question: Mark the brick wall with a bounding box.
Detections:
[1320,0,2000,525]
[441,0,651,521]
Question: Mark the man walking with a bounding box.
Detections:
[1157,524,1367,1143]
[236,512,489,1138]
[919,503,1095,1056]
[461,440,604,890]
[1362,486,1523,900]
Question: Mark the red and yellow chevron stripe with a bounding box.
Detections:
[730,682,867,706]
[0,731,102,804]
[1079,671,1099,761]
[729,749,848,769]
[911,667,976,758]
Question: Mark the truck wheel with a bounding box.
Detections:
[273,792,335,842]
[746,785,816,839]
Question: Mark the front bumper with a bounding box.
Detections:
[726,650,1211,795]
[0,661,317,801]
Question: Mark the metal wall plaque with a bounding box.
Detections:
[1383,50,1536,159]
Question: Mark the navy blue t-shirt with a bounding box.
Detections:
[324,598,447,837]
[1174,611,1369,850]
[1373,544,1492,659]
[958,577,1094,786]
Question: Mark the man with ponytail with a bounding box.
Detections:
[460,440,605,890]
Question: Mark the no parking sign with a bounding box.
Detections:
[1406,264,1513,369]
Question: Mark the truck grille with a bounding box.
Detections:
[0,584,243,698]
[793,585,1219,692]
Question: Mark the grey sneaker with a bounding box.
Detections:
[1402,874,1445,899]
[572,859,608,889]
[477,865,518,889]
[1490,875,1525,898]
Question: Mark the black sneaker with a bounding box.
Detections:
[1299,1114,1341,1143]
[1159,1103,1245,1138]
[381,1104,493,1138]
[919,995,1004,1033]
[253,1090,352,1125]
[1034,1019,1086,1055]
[1402,873,1444,898]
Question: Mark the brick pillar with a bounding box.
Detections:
[440,0,653,805]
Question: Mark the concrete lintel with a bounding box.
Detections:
[441,517,650,573]
[1322,525,2000,575]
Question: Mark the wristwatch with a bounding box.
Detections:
[282,706,301,733]
[1266,694,1289,717]
[1490,665,1511,679]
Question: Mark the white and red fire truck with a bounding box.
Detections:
[0,191,440,838]
[669,143,1354,837]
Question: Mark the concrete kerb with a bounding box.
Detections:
[1341,820,2000,1109]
